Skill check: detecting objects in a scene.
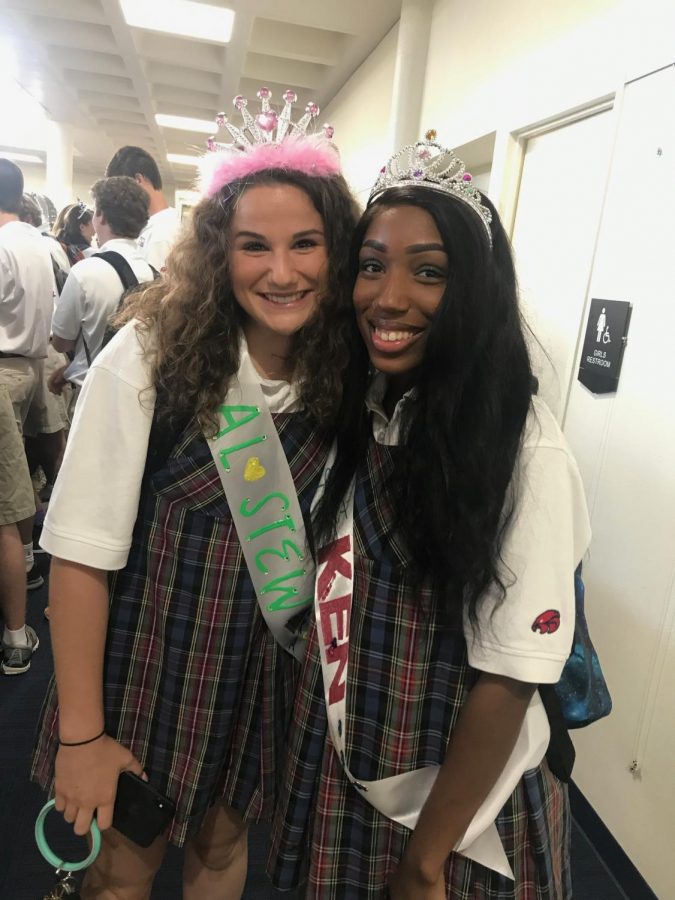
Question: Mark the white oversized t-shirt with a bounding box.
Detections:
[40,321,300,568]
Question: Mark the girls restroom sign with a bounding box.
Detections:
[578,298,632,394]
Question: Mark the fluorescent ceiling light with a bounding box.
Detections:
[0,151,43,164]
[156,114,214,134]
[121,0,234,44]
[167,153,201,167]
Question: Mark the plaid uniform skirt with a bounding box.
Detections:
[31,413,332,846]
[267,441,572,898]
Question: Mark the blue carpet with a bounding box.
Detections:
[0,561,627,899]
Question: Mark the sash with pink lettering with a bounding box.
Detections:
[311,462,548,879]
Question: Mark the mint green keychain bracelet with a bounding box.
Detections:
[35,799,101,898]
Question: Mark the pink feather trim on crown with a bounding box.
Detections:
[199,135,341,197]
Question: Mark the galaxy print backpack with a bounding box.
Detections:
[555,563,612,729]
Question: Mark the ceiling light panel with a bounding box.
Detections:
[156,114,215,134]
[121,1,234,44]
[0,151,44,164]
[167,153,201,166]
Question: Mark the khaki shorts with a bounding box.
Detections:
[24,344,73,437]
[0,384,36,525]
[0,356,40,431]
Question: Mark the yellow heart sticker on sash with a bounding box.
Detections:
[244,456,266,482]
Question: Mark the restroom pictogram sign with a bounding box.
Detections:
[578,298,632,394]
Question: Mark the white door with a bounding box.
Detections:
[563,65,675,900]
[511,109,614,421]
[511,66,675,898]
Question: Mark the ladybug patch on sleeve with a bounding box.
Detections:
[531,610,560,634]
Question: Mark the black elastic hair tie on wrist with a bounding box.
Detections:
[58,729,106,747]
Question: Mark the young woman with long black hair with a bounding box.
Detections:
[273,135,590,899]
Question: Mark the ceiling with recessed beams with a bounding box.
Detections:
[0,0,402,189]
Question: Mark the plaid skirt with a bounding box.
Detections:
[267,440,572,898]
[31,413,332,846]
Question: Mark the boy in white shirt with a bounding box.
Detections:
[105,145,181,272]
[50,176,154,392]
[0,158,53,670]
[0,160,55,423]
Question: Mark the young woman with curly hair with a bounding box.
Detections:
[31,113,360,898]
[273,139,591,898]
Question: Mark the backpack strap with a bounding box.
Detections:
[93,250,140,292]
[89,251,144,360]
[540,684,575,782]
[50,255,68,296]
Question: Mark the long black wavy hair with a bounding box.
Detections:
[314,186,534,627]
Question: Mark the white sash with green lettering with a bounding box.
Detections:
[312,462,549,880]
[207,383,314,662]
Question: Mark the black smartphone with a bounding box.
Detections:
[111,771,176,847]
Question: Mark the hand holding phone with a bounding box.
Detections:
[112,771,176,847]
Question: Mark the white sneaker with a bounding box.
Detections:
[1,626,40,675]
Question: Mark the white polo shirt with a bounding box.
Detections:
[137,207,181,271]
[0,220,55,357]
[40,321,300,569]
[51,238,154,387]
[366,374,592,877]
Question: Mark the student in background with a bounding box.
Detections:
[53,202,95,267]
[0,158,55,594]
[16,195,70,558]
[0,384,39,674]
[18,194,43,229]
[49,176,153,396]
[105,145,181,272]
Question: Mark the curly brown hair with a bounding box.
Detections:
[18,194,42,228]
[118,169,360,434]
[91,176,149,239]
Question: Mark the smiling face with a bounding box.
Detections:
[354,204,448,387]
[228,183,328,367]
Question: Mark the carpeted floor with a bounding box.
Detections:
[0,560,628,899]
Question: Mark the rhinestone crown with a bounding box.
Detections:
[369,130,493,245]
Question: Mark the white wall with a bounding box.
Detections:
[20,167,101,211]
[326,0,675,202]
[421,0,675,149]
[323,24,399,206]
[19,165,47,196]
[72,172,99,202]
[510,110,614,419]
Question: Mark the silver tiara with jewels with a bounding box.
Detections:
[369,129,493,245]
